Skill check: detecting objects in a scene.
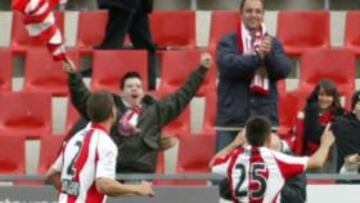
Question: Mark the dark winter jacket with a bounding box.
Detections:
[216,32,291,128]
[67,66,208,173]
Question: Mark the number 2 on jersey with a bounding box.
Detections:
[67,140,83,177]
[235,163,267,199]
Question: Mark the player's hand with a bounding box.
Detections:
[137,181,154,197]
[346,154,360,164]
[200,52,212,69]
[320,124,335,147]
[232,128,247,147]
[63,57,77,73]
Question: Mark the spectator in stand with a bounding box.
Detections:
[332,90,360,173]
[215,0,291,152]
[301,79,346,156]
[63,53,212,175]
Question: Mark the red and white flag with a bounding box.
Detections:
[12,0,67,61]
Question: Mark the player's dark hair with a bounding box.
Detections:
[239,0,265,12]
[87,90,115,122]
[245,116,272,146]
[120,72,142,90]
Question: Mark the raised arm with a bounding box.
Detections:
[157,53,211,127]
[306,124,335,169]
[64,58,91,119]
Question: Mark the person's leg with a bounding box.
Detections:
[215,131,238,152]
[98,7,132,49]
[128,9,157,90]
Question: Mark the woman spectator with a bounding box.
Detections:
[302,79,346,155]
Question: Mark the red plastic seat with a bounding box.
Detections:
[299,48,356,95]
[11,11,64,55]
[201,93,217,136]
[277,11,330,56]
[150,10,196,50]
[0,49,13,92]
[38,134,65,174]
[76,10,108,55]
[277,90,308,138]
[23,48,79,96]
[208,11,239,53]
[0,92,52,139]
[344,11,360,56]
[0,135,25,175]
[176,134,215,185]
[92,50,148,93]
[159,50,216,96]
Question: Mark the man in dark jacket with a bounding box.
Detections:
[95,0,156,89]
[63,53,212,173]
[215,0,291,151]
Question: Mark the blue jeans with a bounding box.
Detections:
[215,130,239,152]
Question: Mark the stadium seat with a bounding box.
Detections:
[75,10,108,55]
[159,50,216,96]
[277,79,286,96]
[156,152,165,174]
[162,106,191,138]
[277,11,330,56]
[0,135,25,175]
[208,11,239,53]
[92,50,148,93]
[23,48,79,96]
[65,102,81,133]
[11,11,64,54]
[0,92,52,139]
[0,49,13,92]
[344,11,360,56]
[201,92,217,136]
[299,48,356,95]
[38,134,65,174]
[150,10,196,50]
[176,134,215,185]
[277,90,308,138]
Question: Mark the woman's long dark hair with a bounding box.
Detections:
[306,78,341,113]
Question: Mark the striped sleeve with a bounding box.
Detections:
[212,148,243,175]
[96,136,118,180]
[272,150,309,180]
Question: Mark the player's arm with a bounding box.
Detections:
[46,168,61,191]
[96,178,154,197]
[306,124,335,169]
[209,129,246,167]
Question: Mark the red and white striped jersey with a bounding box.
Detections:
[212,146,308,203]
[52,123,118,203]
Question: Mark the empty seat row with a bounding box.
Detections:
[6,10,360,56]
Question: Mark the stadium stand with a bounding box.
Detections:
[344,11,360,56]
[23,48,79,96]
[0,49,12,92]
[0,92,52,139]
[0,135,25,175]
[150,10,196,50]
[37,134,65,174]
[277,10,330,56]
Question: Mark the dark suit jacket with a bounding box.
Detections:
[97,0,153,13]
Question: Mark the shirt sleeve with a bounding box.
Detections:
[52,152,64,172]
[212,148,242,175]
[96,136,118,179]
[272,150,309,180]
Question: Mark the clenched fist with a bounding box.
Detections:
[200,52,212,69]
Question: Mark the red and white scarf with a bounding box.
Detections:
[12,0,66,61]
[118,105,142,136]
[237,22,269,96]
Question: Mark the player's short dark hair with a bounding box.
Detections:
[87,90,115,122]
[245,116,272,146]
[239,0,265,11]
[120,72,142,90]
